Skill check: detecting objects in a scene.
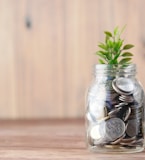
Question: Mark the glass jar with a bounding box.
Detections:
[86,64,145,153]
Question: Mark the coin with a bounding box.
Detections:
[131,138,144,144]
[129,103,143,109]
[115,106,130,120]
[108,107,122,117]
[119,95,134,103]
[115,77,134,93]
[90,124,102,140]
[112,77,134,95]
[104,144,122,149]
[105,118,125,142]
[90,120,106,140]
[124,107,131,121]
[128,112,142,120]
[121,136,136,143]
[98,116,110,122]
[115,102,128,108]
[126,119,139,137]
[131,107,142,113]
[110,134,126,145]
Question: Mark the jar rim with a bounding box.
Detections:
[94,64,136,75]
[94,64,136,69]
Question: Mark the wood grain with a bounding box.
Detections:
[0,119,144,159]
[0,0,145,118]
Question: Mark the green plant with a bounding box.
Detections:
[96,26,134,66]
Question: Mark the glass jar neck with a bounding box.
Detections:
[94,64,136,79]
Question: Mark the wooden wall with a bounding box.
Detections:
[0,0,145,119]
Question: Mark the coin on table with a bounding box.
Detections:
[126,119,139,137]
[105,117,125,142]
[112,77,134,95]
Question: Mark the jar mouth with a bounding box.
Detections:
[95,64,136,69]
[94,64,136,76]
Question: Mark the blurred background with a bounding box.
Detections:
[0,0,145,119]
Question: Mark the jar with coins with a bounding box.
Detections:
[86,64,145,153]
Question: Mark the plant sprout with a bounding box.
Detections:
[96,26,134,67]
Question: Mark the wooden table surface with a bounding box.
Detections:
[0,119,144,160]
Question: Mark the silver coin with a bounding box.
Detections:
[115,77,134,93]
[90,124,103,140]
[121,136,136,143]
[105,118,125,142]
[114,102,128,108]
[124,107,131,121]
[108,107,122,117]
[131,138,144,145]
[130,111,142,118]
[131,107,142,113]
[128,112,142,120]
[126,119,139,137]
[130,104,143,110]
[119,95,134,103]
[89,121,106,144]
[122,138,143,147]
[110,134,126,145]
[104,144,122,149]
[112,77,134,95]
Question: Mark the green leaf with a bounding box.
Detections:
[115,40,123,50]
[105,35,110,43]
[121,52,133,57]
[113,52,121,60]
[109,40,113,47]
[96,51,106,59]
[109,59,118,64]
[98,59,105,64]
[119,58,132,64]
[114,26,119,35]
[104,31,112,37]
[105,52,111,60]
[97,50,107,55]
[123,44,134,50]
[98,43,107,50]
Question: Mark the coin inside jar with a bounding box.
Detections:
[90,124,102,140]
[112,77,134,95]
[126,119,139,137]
[105,118,125,142]
[90,122,106,141]
[119,95,134,103]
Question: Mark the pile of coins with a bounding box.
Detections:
[87,77,144,149]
